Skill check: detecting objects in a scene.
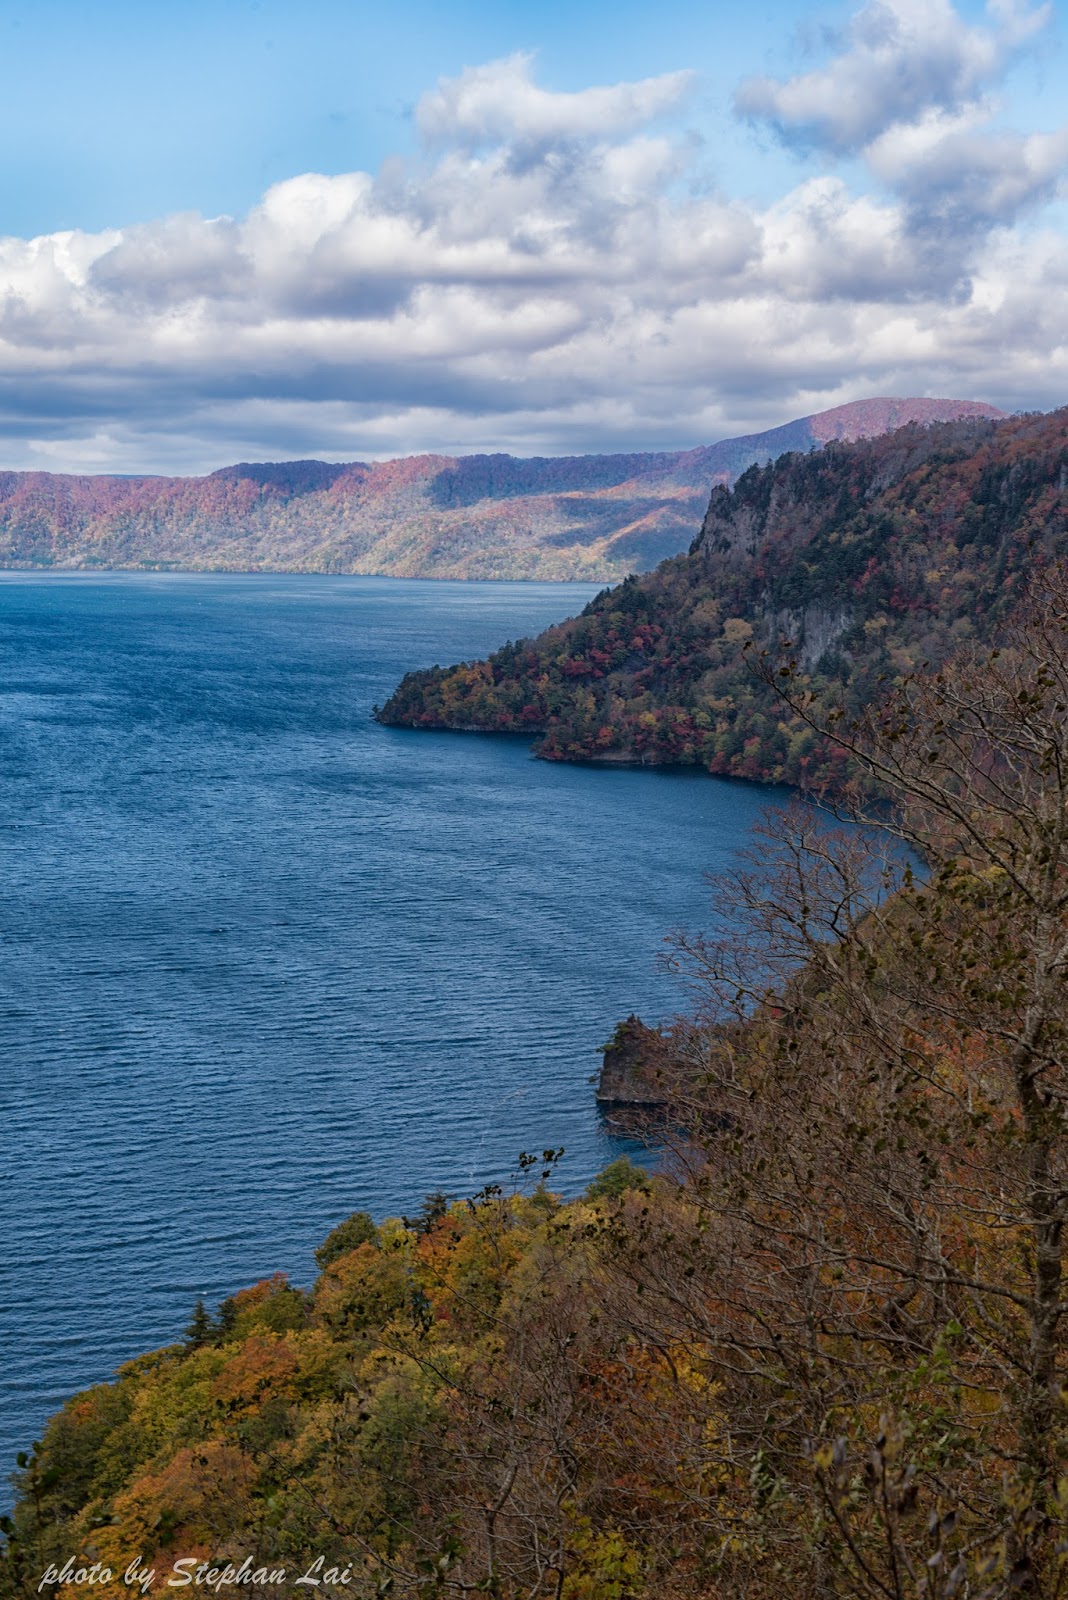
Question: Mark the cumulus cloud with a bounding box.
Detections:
[416,53,695,148]
[868,114,1068,229]
[736,0,1048,155]
[0,26,1064,474]
[738,0,1068,243]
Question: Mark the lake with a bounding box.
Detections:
[0,572,787,1490]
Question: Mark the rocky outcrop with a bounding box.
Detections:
[596,1015,671,1112]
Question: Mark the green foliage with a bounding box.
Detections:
[182,1298,214,1350]
[314,1209,380,1269]
[584,1156,651,1201]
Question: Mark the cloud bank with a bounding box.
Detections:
[0,13,1066,474]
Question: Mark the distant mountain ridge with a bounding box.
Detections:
[0,398,1003,581]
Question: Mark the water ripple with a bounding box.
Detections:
[0,573,783,1499]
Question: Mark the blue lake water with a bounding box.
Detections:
[0,572,787,1492]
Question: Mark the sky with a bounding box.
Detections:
[0,0,1066,473]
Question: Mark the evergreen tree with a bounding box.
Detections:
[183,1297,214,1350]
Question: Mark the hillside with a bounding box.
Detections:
[0,399,999,582]
[378,406,1068,787]
[9,599,1068,1595]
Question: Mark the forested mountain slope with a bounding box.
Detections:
[10,569,1068,1593]
[0,398,998,581]
[11,594,1068,1594]
[378,407,1068,787]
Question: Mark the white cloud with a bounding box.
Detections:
[734,0,1068,242]
[869,115,1068,226]
[415,52,695,147]
[736,0,1048,155]
[0,28,1064,475]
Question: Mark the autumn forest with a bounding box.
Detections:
[7,409,1068,1598]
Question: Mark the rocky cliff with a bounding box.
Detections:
[595,1015,670,1114]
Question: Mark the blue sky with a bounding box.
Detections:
[6,0,1063,231]
[2,0,813,233]
[0,0,1065,471]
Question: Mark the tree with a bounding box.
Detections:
[584,1156,651,1202]
[183,1297,215,1350]
[314,1209,379,1269]
[631,566,1068,1595]
[13,569,1068,1600]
